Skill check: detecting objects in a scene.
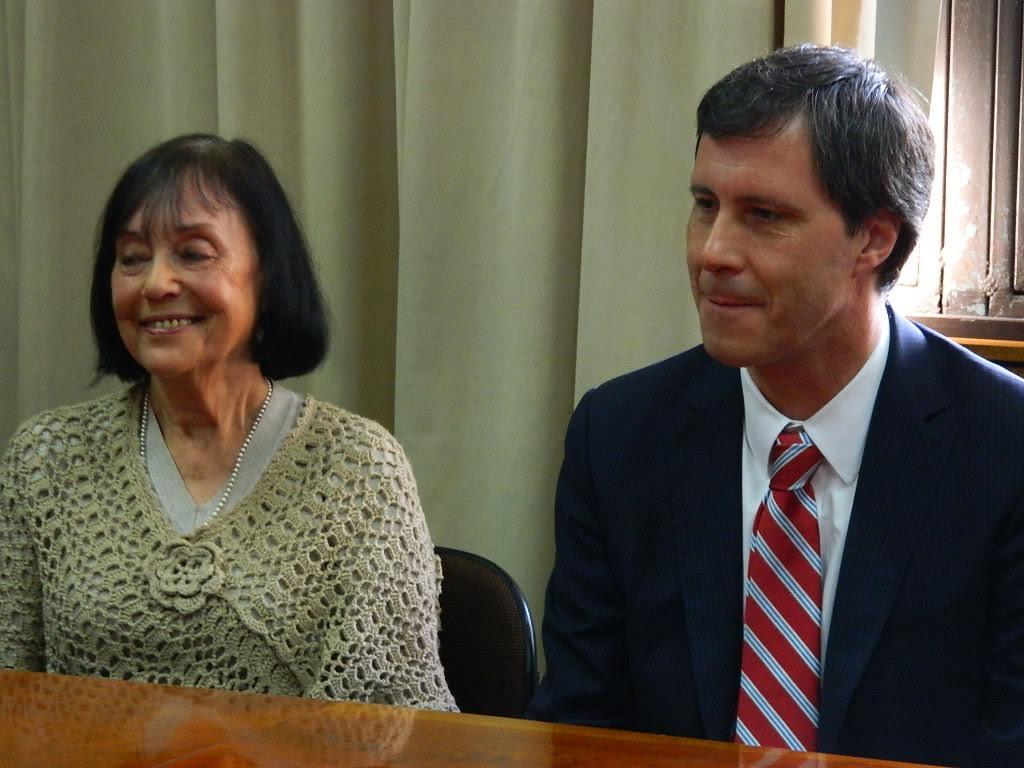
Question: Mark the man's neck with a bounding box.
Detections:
[749,304,888,421]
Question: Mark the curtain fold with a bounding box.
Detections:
[291,1,402,426]
[393,0,595,618]
[574,0,773,400]
[5,0,944,650]
[1,0,24,445]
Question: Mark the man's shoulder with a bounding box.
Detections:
[596,343,731,391]
[901,315,1024,403]
[885,315,1024,452]
[579,344,737,425]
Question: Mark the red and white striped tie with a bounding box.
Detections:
[735,426,824,751]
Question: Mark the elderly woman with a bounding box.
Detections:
[0,134,456,710]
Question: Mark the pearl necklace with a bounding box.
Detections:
[139,379,274,522]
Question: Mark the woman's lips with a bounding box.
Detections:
[140,317,203,332]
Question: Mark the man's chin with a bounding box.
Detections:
[700,335,758,369]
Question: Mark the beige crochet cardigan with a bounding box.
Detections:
[0,387,456,710]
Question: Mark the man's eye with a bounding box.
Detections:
[693,197,717,213]
[751,207,782,222]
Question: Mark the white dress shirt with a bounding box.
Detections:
[739,312,890,666]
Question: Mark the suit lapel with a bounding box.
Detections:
[817,310,953,751]
[663,356,745,740]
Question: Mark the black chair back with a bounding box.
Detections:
[435,546,537,718]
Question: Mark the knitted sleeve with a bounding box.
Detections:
[301,412,457,712]
[0,424,45,671]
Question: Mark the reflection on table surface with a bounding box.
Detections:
[0,670,941,768]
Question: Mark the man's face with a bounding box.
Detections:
[687,121,881,377]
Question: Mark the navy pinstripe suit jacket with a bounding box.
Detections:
[529,307,1024,768]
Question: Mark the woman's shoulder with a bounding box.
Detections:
[291,396,414,477]
[299,396,403,450]
[6,388,137,454]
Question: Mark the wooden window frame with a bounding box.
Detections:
[895,0,1024,370]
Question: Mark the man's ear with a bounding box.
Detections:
[855,209,901,275]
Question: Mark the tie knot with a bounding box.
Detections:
[768,427,823,491]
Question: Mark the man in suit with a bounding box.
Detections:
[528,45,1024,768]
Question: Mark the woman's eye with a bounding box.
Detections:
[180,249,213,264]
[116,252,148,270]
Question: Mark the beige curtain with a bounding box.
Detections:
[0,0,779,647]
[782,0,940,100]
[784,0,876,53]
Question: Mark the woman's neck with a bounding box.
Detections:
[145,367,271,505]
[147,366,269,443]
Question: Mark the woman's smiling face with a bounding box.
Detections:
[111,182,261,386]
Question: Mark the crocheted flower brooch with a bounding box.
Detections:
[149,541,226,614]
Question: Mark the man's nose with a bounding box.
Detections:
[696,212,745,272]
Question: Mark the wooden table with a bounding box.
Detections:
[0,670,940,767]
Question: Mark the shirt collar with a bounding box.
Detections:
[741,307,890,485]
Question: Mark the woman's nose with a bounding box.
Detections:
[142,253,181,301]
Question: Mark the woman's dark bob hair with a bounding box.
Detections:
[90,133,328,382]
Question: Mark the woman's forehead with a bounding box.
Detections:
[123,173,237,236]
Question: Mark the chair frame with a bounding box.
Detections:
[435,546,538,717]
